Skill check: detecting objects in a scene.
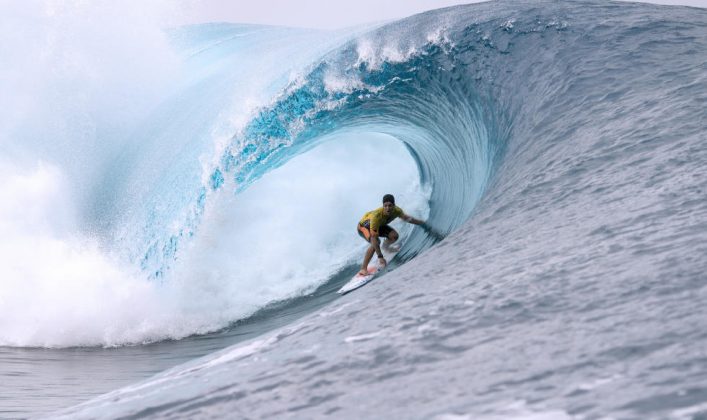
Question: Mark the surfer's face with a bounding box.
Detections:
[383,202,394,215]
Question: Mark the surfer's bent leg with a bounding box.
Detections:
[357,223,371,242]
[379,225,398,247]
[360,232,385,275]
[357,224,373,275]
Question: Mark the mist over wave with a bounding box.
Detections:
[0,2,182,347]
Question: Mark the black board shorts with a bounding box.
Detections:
[357,221,393,242]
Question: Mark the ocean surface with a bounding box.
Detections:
[1,0,706,418]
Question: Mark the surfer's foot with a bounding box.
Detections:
[358,269,369,276]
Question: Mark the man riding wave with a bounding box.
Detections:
[356,194,425,276]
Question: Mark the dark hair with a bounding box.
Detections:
[382,194,395,205]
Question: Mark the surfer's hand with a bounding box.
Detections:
[421,223,444,241]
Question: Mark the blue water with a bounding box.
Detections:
[2,0,707,418]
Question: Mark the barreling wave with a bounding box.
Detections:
[121,0,706,326]
[134,10,515,280]
[3,0,705,350]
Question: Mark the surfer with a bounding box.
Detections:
[356,194,425,276]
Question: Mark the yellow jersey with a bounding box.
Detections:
[359,206,405,233]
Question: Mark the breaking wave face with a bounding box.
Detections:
[2,0,705,348]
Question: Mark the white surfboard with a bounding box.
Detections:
[337,265,379,295]
[338,245,400,295]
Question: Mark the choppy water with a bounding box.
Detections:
[2,0,706,418]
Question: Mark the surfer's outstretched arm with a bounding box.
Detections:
[401,214,425,226]
[401,214,444,240]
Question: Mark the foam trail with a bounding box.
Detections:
[0,1,184,348]
[0,162,157,347]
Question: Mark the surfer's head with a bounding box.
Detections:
[382,194,395,215]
